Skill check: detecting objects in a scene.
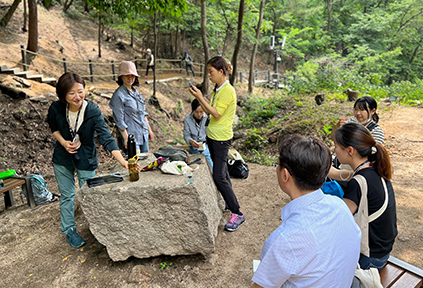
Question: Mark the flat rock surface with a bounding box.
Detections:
[78,154,223,261]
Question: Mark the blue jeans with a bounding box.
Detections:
[53,164,96,235]
[190,144,213,170]
[359,253,390,271]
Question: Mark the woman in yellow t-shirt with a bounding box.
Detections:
[189,56,245,232]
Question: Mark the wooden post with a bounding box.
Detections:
[20,45,27,71]
[180,59,183,74]
[89,59,94,82]
[268,70,271,82]
[111,60,116,81]
[134,56,138,69]
[239,72,243,84]
[63,58,68,73]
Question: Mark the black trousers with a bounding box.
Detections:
[186,64,195,76]
[146,65,155,76]
[207,137,240,214]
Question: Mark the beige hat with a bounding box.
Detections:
[118,61,139,77]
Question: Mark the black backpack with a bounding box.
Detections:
[154,146,190,163]
[228,160,249,179]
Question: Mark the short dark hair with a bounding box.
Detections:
[354,96,379,123]
[116,75,139,87]
[191,98,201,112]
[207,56,229,76]
[56,72,85,102]
[278,134,331,191]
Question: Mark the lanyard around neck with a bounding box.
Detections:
[353,160,370,177]
[66,103,82,136]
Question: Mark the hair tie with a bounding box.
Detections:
[371,146,377,153]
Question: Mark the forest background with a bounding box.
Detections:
[1,0,423,101]
[1,0,423,287]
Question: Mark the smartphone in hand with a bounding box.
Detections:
[187,80,194,89]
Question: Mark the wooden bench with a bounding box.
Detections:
[0,176,35,209]
[380,256,423,288]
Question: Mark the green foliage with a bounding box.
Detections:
[243,129,268,150]
[239,95,285,128]
[160,262,173,270]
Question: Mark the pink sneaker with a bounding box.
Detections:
[224,212,245,232]
[144,75,148,78]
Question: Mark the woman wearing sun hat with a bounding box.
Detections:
[110,61,154,153]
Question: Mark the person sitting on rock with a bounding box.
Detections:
[183,99,213,169]
[252,134,361,288]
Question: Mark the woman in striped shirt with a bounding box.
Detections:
[331,96,384,144]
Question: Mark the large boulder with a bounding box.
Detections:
[77,154,223,262]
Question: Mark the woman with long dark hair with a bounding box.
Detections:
[329,122,397,270]
[189,56,245,232]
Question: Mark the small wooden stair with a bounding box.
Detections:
[0,64,56,86]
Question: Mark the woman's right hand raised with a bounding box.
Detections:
[189,86,203,100]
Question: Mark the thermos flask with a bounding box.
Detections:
[127,134,137,159]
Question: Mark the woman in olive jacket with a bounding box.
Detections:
[48,72,131,249]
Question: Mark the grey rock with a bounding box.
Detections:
[78,153,223,262]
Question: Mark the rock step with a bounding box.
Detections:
[0,64,56,87]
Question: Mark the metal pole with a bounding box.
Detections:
[111,60,116,81]
[20,45,27,71]
[89,59,94,82]
[63,58,68,73]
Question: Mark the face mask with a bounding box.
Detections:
[352,117,371,125]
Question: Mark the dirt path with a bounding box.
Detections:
[0,105,422,288]
[381,106,423,268]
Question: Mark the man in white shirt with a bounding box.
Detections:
[252,135,361,288]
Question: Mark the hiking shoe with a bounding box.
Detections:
[224,212,245,232]
[144,75,148,78]
[66,227,86,248]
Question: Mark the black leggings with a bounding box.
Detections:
[207,137,241,214]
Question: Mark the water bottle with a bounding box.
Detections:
[187,172,194,184]
[127,134,137,160]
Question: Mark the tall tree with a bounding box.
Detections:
[200,0,210,94]
[27,0,38,55]
[22,0,27,32]
[248,0,266,93]
[0,0,22,28]
[230,0,245,85]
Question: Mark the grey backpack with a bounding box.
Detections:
[153,146,190,163]
[21,173,59,206]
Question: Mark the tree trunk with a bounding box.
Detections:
[222,28,231,56]
[325,0,332,52]
[27,0,38,57]
[0,0,22,28]
[153,11,157,96]
[175,26,179,57]
[98,17,102,58]
[131,25,134,47]
[63,0,75,13]
[230,0,245,86]
[200,0,210,94]
[405,45,420,81]
[248,0,265,93]
[22,0,27,32]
